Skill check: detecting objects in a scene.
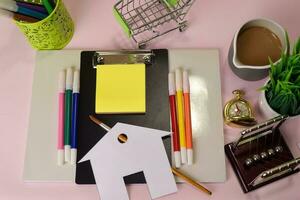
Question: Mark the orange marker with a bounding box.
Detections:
[183,70,193,165]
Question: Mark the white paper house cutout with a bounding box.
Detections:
[79,123,177,200]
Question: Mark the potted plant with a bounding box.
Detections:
[259,33,300,118]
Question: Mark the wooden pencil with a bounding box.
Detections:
[171,168,212,195]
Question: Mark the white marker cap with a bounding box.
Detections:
[0,1,18,12]
[175,68,183,91]
[168,73,176,95]
[64,145,71,162]
[57,149,64,165]
[73,70,80,93]
[187,149,193,165]
[181,147,187,164]
[0,8,14,18]
[70,149,77,165]
[58,70,66,93]
[174,151,181,168]
[183,70,190,93]
[66,67,73,90]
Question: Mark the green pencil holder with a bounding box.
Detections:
[15,0,74,50]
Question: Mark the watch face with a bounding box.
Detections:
[224,90,257,127]
[228,101,250,118]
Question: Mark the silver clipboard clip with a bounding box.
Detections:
[92,50,154,68]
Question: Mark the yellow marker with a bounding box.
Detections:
[175,68,187,164]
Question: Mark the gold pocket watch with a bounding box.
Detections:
[224,90,257,127]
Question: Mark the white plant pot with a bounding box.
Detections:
[259,89,280,119]
[259,80,300,119]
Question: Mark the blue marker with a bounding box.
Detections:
[16,2,48,15]
[70,70,80,165]
[0,0,47,20]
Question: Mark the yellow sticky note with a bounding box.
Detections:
[95,64,146,114]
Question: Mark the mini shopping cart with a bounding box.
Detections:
[113,0,195,48]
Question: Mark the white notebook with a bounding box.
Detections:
[169,49,226,182]
[23,50,81,182]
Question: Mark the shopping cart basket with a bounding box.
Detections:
[113,0,195,48]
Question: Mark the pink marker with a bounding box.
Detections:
[57,70,65,165]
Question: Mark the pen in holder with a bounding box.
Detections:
[14,0,74,50]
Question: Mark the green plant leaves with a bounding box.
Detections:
[275,81,281,95]
[293,37,300,55]
[262,34,300,116]
[284,68,293,82]
[266,90,273,102]
[269,91,284,106]
[285,30,290,58]
[291,94,298,115]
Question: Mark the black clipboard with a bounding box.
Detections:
[75,49,171,184]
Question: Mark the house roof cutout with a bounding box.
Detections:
[79,123,170,163]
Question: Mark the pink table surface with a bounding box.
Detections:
[0,0,300,199]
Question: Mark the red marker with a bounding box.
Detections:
[168,72,181,168]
